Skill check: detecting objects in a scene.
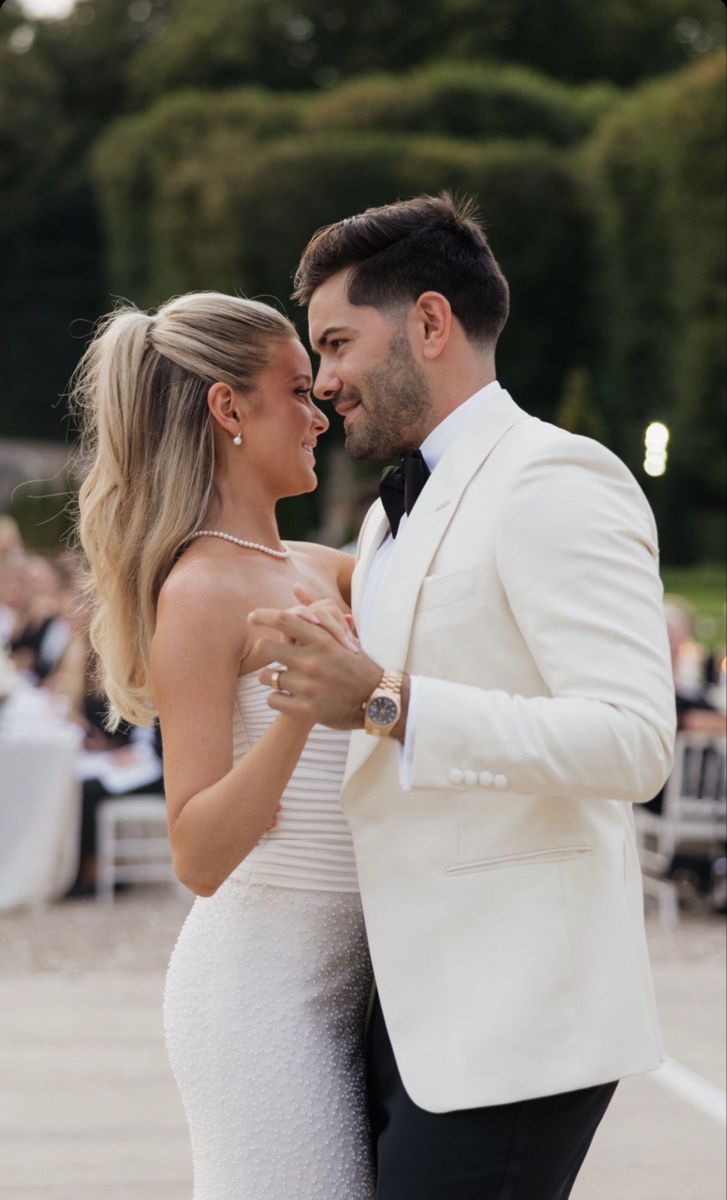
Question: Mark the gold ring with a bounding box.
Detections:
[271,669,285,691]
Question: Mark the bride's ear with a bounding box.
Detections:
[208,382,244,440]
[412,292,452,361]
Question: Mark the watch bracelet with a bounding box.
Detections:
[378,668,404,696]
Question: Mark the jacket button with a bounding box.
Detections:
[464,770,477,787]
[478,771,494,787]
[494,774,508,790]
[448,768,464,785]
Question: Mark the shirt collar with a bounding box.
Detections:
[419,380,502,473]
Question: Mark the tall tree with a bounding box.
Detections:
[0,0,174,437]
[128,0,724,102]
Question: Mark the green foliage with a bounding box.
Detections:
[587,52,726,561]
[394,139,594,415]
[32,0,174,129]
[93,106,592,422]
[662,55,726,492]
[128,0,457,100]
[0,41,69,234]
[554,368,609,444]
[127,0,725,101]
[91,87,302,301]
[0,0,172,438]
[1,0,724,565]
[661,562,727,639]
[305,62,615,144]
[0,182,104,440]
[448,0,725,87]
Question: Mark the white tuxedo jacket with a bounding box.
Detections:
[343,385,675,1113]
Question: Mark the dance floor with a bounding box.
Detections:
[0,890,724,1199]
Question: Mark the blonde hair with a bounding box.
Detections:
[71,291,296,728]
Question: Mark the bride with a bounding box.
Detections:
[72,292,375,1199]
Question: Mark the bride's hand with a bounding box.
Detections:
[289,583,359,653]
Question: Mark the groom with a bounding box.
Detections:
[251,193,676,1198]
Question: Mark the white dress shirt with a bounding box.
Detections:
[358,381,501,785]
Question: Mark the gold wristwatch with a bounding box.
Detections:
[363,669,404,737]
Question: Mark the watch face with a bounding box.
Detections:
[368,696,399,727]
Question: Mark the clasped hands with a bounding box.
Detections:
[249,585,383,731]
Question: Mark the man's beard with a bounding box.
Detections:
[343,330,433,460]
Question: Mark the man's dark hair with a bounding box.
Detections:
[293,191,510,346]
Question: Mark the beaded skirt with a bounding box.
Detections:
[164,878,375,1199]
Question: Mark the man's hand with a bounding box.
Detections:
[249,606,383,731]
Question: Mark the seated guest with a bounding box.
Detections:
[41,563,164,897]
[647,599,725,819]
[646,598,726,901]
[67,719,164,898]
[665,598,726,735]
[62,644,164,898]
[8,554,72,684]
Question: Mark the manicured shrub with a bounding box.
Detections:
[306,63,608,145]
[94,115,591,421]
[587,52,725,559]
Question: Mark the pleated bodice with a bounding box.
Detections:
[228,671,359,892]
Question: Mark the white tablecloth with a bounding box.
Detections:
[0,692,82,910]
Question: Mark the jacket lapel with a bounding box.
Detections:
[351,503,389,618]
[344,387,529,788]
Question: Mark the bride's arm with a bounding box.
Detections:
[151,571,313,898]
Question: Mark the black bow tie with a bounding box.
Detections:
[378,450,431,537]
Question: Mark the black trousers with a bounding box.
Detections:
[367,995,617,1200]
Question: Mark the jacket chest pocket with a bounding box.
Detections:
[417,567,476,613]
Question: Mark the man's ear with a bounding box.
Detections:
[208,382,244,438]
[411,292,452,361]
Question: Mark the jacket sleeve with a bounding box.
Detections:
[407,439,676,802]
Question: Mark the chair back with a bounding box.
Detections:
[662,731,727,847]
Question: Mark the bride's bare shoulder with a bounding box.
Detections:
[155,548,255,661]
[160,548,250,611]
[152,554,252,701]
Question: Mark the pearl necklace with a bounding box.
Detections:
[188,530,291,559]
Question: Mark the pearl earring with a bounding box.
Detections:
[232,432,242,446]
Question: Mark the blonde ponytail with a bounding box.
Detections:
[71,292,295,728]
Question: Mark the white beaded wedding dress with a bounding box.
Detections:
[164,673,375,1199]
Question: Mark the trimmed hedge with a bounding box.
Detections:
[92,54,724,560]
[92,87,302,298]
[94,114,592,422]
[305,63,617,144]
[587,52,725,559]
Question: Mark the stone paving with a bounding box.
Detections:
[0,888,724,1199]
